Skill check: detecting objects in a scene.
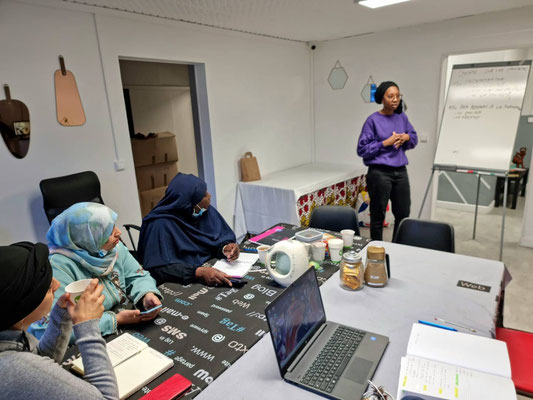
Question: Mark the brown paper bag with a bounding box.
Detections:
[240,152,261,182]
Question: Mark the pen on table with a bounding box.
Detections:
[418,320,457,332]
[434,317,477,333]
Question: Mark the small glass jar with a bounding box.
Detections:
[339,251,364,291]
[364,246,387,288]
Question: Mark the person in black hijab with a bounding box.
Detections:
[0,242,118,399]
[138,173,240,286]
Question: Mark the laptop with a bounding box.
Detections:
[265,268,389,400]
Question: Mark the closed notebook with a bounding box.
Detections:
[139,374,192,400]
[72,333,174,399]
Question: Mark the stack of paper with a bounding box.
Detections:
[213,253,259,278]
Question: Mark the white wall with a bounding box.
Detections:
[313,6,533,246]
[0,0,311,244]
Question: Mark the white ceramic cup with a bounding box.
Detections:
[257,245,271,265]
[328,238,344,262]
[311,241,326,262]
[340,229,355,247]
[65,279,92,303]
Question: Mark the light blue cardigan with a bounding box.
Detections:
[31,243,161,342]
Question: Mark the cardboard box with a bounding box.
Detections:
[131,132,178,167]
[135,162,178,192]
[139,186,167,217]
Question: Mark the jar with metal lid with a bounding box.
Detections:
[339,251,364,291]
[364,246,387,288]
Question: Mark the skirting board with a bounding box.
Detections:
[520,235,533,248]
[436,200,494,214]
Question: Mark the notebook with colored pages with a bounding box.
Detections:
[72,333,174,399]
[396,323,514,399]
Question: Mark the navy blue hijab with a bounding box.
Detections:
[138,173,236,269]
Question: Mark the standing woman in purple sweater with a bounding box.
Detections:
[357,81,418,240]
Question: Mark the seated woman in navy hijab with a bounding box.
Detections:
[138,173,239,287]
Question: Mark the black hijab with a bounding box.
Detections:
[375,81,403,114]
[0,242,52,331]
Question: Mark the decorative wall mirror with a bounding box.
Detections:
[0,84,30,159]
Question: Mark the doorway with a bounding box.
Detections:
[119,59,216,216]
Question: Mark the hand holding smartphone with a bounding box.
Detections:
[140,304,162,315]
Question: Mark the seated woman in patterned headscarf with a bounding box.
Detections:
[30,202,162,342]
[0,242,118,399]
[138,173,240,287]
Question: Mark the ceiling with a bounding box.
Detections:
[63,0,533,42]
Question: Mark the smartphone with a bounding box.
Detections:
[140,304,162,315]
[229,279,248,288]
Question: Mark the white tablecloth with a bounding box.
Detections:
[199,242,509,399]
[234,163,366,242]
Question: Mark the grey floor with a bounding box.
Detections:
[360,198,533,399]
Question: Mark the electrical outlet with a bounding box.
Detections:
[420,135,428,143]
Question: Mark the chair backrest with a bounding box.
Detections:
[308,205,360,235]
[393,218,455,253]
[40,171,104,224]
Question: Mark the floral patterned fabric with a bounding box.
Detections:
[298,175,366,226]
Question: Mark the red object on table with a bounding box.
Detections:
[139,374,192,400]
[495,327,533,396]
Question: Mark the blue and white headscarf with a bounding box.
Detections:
[46,202,118,276]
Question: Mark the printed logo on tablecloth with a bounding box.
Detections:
[161,325,187,340]
[189,287,211,300]
[175,298,192,307]
[246,311,266,321]
[161,307,189,319]
[232,299,250,309]
[250,284,277,297]
[255,329,267,337]
[175,355,196,369]
[457,280,491,292]
[211,333,225,343]
[210,304,232,313]
[197,310,210,318]
[191,346,215,362]
[221,360,231,368]
[228,340,248,353]
[193,369,214,384]
[190,324,209,334]
[131,332,150,343]
[215,288,238,301]
[243,293,255,300]
[159,285,183,297]
[154,318,166,325]
[219,317,246,332]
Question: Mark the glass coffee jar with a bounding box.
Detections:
[364,246,387,288]
[339,251,364,291]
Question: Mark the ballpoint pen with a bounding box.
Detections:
[435,317,477,333]
[418,320,457,331]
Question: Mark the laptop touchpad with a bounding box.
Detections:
[344,358,373,385]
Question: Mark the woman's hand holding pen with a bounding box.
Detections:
[223,243,240,262]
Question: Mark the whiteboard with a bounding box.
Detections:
[434,61,531,172]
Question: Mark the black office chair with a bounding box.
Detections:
[40,171,104,224]
[308,205,360,235]
[40,171,140,259]
[392,218,455,253]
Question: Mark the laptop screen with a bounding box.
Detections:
[265,268,326,373]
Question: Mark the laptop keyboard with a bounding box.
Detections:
[301,326,366,393]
